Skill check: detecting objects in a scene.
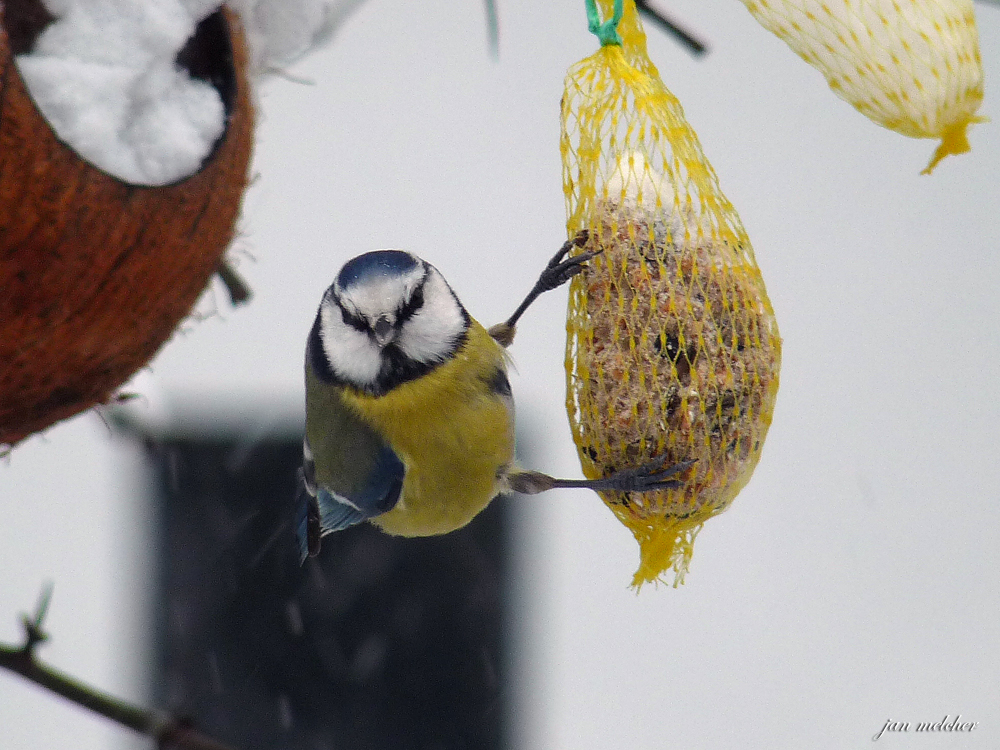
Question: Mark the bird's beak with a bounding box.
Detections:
[373,314,395,347]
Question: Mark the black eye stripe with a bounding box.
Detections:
[396,274,427,323]
[332,267,428,333]
[337,300,368,332]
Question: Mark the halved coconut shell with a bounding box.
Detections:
[0,2,254,446]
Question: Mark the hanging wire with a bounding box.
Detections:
[635,0,708,55]
[481,1,708,57]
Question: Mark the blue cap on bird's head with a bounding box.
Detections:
[336,250,420,290]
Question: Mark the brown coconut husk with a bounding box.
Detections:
[0,1,254,447]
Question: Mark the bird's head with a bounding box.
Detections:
[310,250,470,395]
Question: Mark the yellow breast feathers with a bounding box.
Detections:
[340,321,515,536]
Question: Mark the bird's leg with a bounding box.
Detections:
[488,231,598,348]
[507,456,696,495]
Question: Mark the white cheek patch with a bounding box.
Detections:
[319,297,382,385]
[396,269,467,364]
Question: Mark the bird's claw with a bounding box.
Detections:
[603,455,695,493]
[549,230,591,265]
[538,230,601,293]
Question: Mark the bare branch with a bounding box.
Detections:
[0,586,240,750]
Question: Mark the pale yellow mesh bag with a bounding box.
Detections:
[562,0,782,588]
[738,0,985,173]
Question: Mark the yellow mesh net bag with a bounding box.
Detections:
[562,0,782,588]
[738,0,985,173]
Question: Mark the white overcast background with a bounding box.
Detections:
[2,1,999,749]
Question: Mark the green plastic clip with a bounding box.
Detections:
[585,0,624,46]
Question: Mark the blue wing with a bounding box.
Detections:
[296,438,405,562]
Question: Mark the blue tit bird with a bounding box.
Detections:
[297,236,694,560]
